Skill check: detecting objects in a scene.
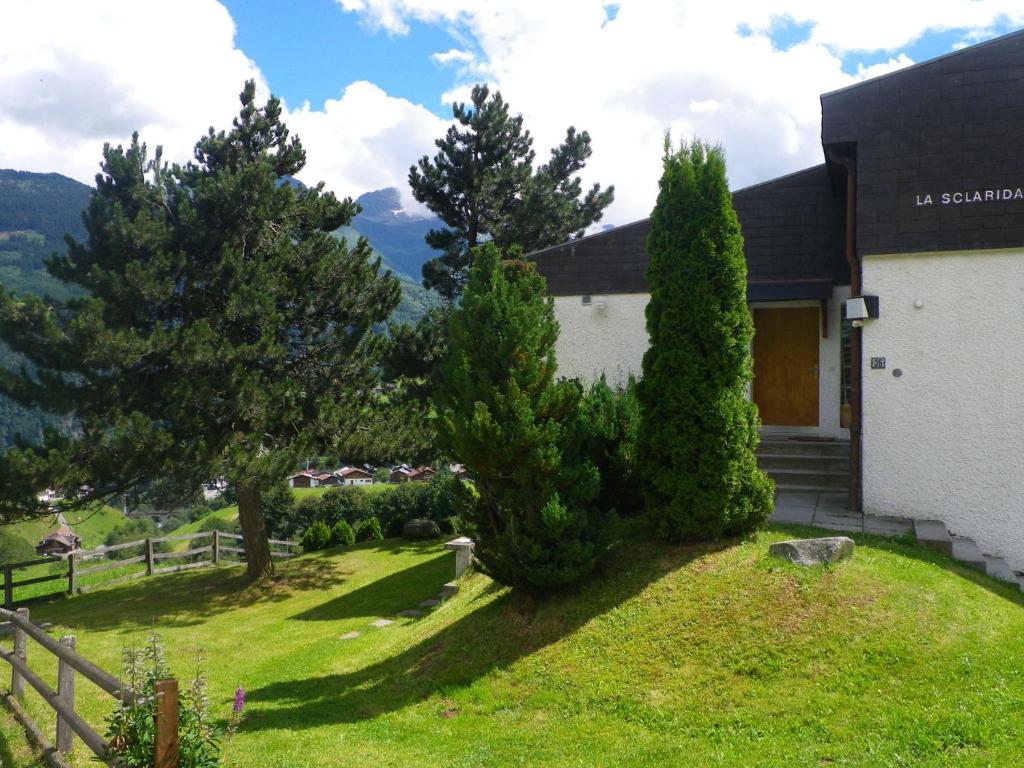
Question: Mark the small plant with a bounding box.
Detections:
[354,516,383,542]
[103,634,220,767]
[301,520,332,551]
[331,519,355,547]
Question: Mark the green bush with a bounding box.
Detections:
[318,487,371,525]
[261,483,296,539]
[433,245,610,593]
[354,516,383,542]
[331,519,355,547]
[441,515,461,536]
[580,375,642,516]
[638,140,773,541]
[300,520,332,551]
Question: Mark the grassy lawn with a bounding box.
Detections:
[3,525,1024,767]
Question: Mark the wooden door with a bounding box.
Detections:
[752,307,819,427]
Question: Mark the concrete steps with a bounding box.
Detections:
[763,439,1024,592]
[757,438,850,493]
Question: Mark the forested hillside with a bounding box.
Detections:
[0,172,440,448]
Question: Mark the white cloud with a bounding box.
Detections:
[431,48,476,66]
[0,0,269,185]
[337,0,1024,225]
[3,0,1024,233]
[287,81,448,211]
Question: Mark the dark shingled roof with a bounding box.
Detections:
[821,27,1024,256]
[529,164,848,296]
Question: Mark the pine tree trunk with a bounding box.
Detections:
[237,484,274,580]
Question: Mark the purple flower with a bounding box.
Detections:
[233,687,245,713]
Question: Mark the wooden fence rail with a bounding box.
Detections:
[0,606,181,767]
[0,531,298,608]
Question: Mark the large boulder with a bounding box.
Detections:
[769,537,855,566]
[403,518,441,540]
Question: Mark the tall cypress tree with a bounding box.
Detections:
[434,244,608,592]
[409,84,614,302]
[0,82,400,578]
[637,140,773,542]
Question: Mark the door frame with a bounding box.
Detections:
[748,295,847,438]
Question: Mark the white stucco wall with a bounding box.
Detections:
[552,288,848,438]
[861,248,1024,572]
[552,293,650,387]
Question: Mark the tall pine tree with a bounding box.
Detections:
[637,140,773,542]
[409,84,614,302]
[0,82,400,578]
[434,244,611,593]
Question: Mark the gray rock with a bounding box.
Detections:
[769,536,855,566]
[369,618,394,628]
[403,518,441,540]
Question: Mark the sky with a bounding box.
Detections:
[2,1,1023,227]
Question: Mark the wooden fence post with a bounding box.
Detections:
[212,530,220,565]
[11,608,28,701]
[145,538,154,576]
[67,553,76,595]
[3,565,12,609]
[154,678,179,768]
[56,635,75,754]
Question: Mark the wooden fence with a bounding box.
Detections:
[0,606,179,767]
[2,531,298,608]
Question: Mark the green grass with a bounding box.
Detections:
[4,505,126,555]
[4,525,1024,767]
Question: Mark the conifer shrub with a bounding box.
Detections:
[579,375,642,516]
[354,516,383,542]
[300,520,332,552]
[434,244,609,593]
[331,519,355,547]
[637,140,773,541]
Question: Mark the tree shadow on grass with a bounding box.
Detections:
[291,555,454,621]
[243,537,729,732]
[770,522,1024,608]
[25,552,364,632]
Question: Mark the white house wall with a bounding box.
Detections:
[552,293,649,388]
[861,248,1024,572]
[551,288,848,438]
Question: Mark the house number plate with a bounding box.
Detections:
[870,357,886,369]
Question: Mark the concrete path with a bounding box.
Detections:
[771,491,913,537]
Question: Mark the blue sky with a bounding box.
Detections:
[221,0,468,116]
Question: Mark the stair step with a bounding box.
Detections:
[913,519,952,543]
[757,452,849,462]
[757,440,850,458]
[984,554,1016,582]
[758,456,848,472]
[951,537,987,571]
[773,482,848,493]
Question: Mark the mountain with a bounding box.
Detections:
[0,172,440,448]
[353,188,441,282]
[0,170,92,447]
